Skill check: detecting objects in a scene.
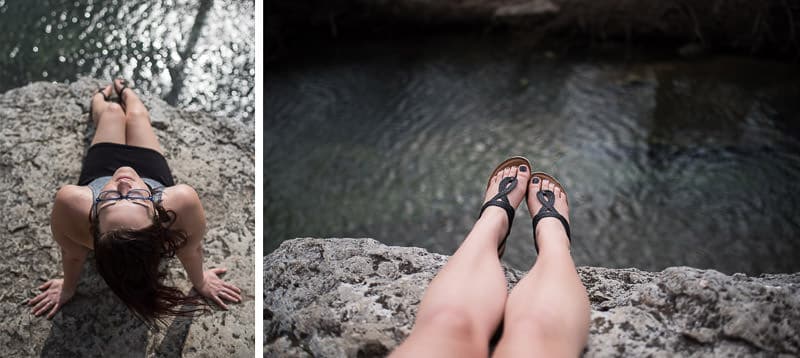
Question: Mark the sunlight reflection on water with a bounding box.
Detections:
[0,0,254,123]
[266,35,800,274]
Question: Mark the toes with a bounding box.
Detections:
[91,85,112,114]
[488,172,498,190]
[527,174,543,215]
[503,167,514,191]
[493,169,503,184]
[114,78,150,120]
[486,161,534,210]
[99,85,113,100]
[516,163,531,182]
[486,169,501,201]
[528,173,570,220]
[113,78,127,96]
[113,78,129,103]
[530,175,542,192]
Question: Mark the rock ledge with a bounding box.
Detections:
[265,238,799,357]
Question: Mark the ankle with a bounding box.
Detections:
[478,207,508,226]
[474,210,508,239]
[535,237,571,254]
[534,220,570,252]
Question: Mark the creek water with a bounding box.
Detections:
[266,35,800,274]
[0,0,254,123]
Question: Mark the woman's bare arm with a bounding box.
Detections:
[171,185,207,287]
[52,187,91,290]
[29,186,91,318]
[170,184,241,308]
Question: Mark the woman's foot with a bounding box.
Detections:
[527,174,571,252]
[90,85,116,124]
[113,78,149,120]
[480,161,531,251]
[113,78,130,102]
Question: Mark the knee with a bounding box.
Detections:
[125,107,150,123]
[504,309,589,343]
[415,306,477,340]
[507,309,566,337]
[505,314,553,341]
[97,103,126,124]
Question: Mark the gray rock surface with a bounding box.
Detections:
[265,238,800,357]
[0,78,254,357]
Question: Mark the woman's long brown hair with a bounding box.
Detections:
[90,201,207,326]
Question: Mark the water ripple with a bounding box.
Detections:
[0,0,254,123]
[266,36,800,274]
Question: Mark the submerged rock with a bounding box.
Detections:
[264,238,800,357]
[0,79,254,356]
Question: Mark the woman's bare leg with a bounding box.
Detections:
[493,175,590,357]
[90,85,127,146]
[113,79,163,153]
[392,164,531,357]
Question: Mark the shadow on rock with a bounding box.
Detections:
[41,262,149,357]
[39,261,199,357]
[154,311,195,357]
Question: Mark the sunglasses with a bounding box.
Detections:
[91,189,155,218]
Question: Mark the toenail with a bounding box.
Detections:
[532,177,539,184]
[520,165,527,172]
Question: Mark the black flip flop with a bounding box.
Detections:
[530,172,571,253]
[114,79,130,107]
[478,156,532,258]
[89,87,110,122]
[96,87,110,101]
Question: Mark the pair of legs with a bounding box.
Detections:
[91,79,162,153]
[392,164,590,357]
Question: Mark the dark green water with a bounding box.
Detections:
[266,35,800,274]
[0,0,254,123]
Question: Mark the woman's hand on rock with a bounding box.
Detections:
[28,279,74,319]
[197,267,242,310]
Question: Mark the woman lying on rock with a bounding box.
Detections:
[391,157,590,357]
[28,79,241,324]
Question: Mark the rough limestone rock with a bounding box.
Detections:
[264,238,800,357]
[0,78,254,357]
